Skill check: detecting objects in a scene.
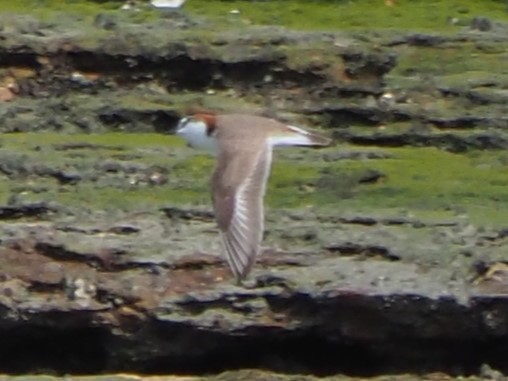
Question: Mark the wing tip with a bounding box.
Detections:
[220,231,258,282]
[284,125,334,147]
[307,132,334,147]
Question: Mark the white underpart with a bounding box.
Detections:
[175,119,218,155]
[268,125,315,147]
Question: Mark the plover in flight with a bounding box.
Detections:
[175,113,332,282]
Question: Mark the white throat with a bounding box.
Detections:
[176,118,218,155]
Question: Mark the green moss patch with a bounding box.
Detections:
[186,0,508,31]
[1,0,507,31]
[391,42,508,79]
[1,133,507,228]
[319,146,508,227]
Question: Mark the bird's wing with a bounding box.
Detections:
[268,125,332,147]
[211,142,272,281]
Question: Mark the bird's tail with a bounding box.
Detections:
[269,125,333,147]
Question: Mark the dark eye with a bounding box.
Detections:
[176,117,190,132]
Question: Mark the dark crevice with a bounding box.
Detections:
[35,242,109,269]
[161,206,215,222]
[66,52,278,91]
[318,107,404,126]
[131,333,384,376]
[1,294,508,376]
[324,242,399,261]
[0,49,383,98]
[0,52,42,69]
[338,132,508,152]
[0,324,507,376]
[0,203,56,220]
[34,241,162,272]
[97,108,180,133]
[0,326,108,374]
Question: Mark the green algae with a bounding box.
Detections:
[391,43,508,79]
[0,0,506,226]
[186,0,508,31]
[0,132,183,148]
[326,146,508,226]
[1,133,508,228]
[1,0,508,32]
[273,145,508,228]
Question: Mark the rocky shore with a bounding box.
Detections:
[0,1,508,380]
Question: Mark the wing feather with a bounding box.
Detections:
[220,232,243,276]
[212,143,272,281]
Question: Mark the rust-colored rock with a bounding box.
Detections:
[0,87,15,102]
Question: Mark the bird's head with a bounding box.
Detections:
[175,113,218,153]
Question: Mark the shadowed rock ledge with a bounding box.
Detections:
[0,204,507,376]
[0,12,395,134]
